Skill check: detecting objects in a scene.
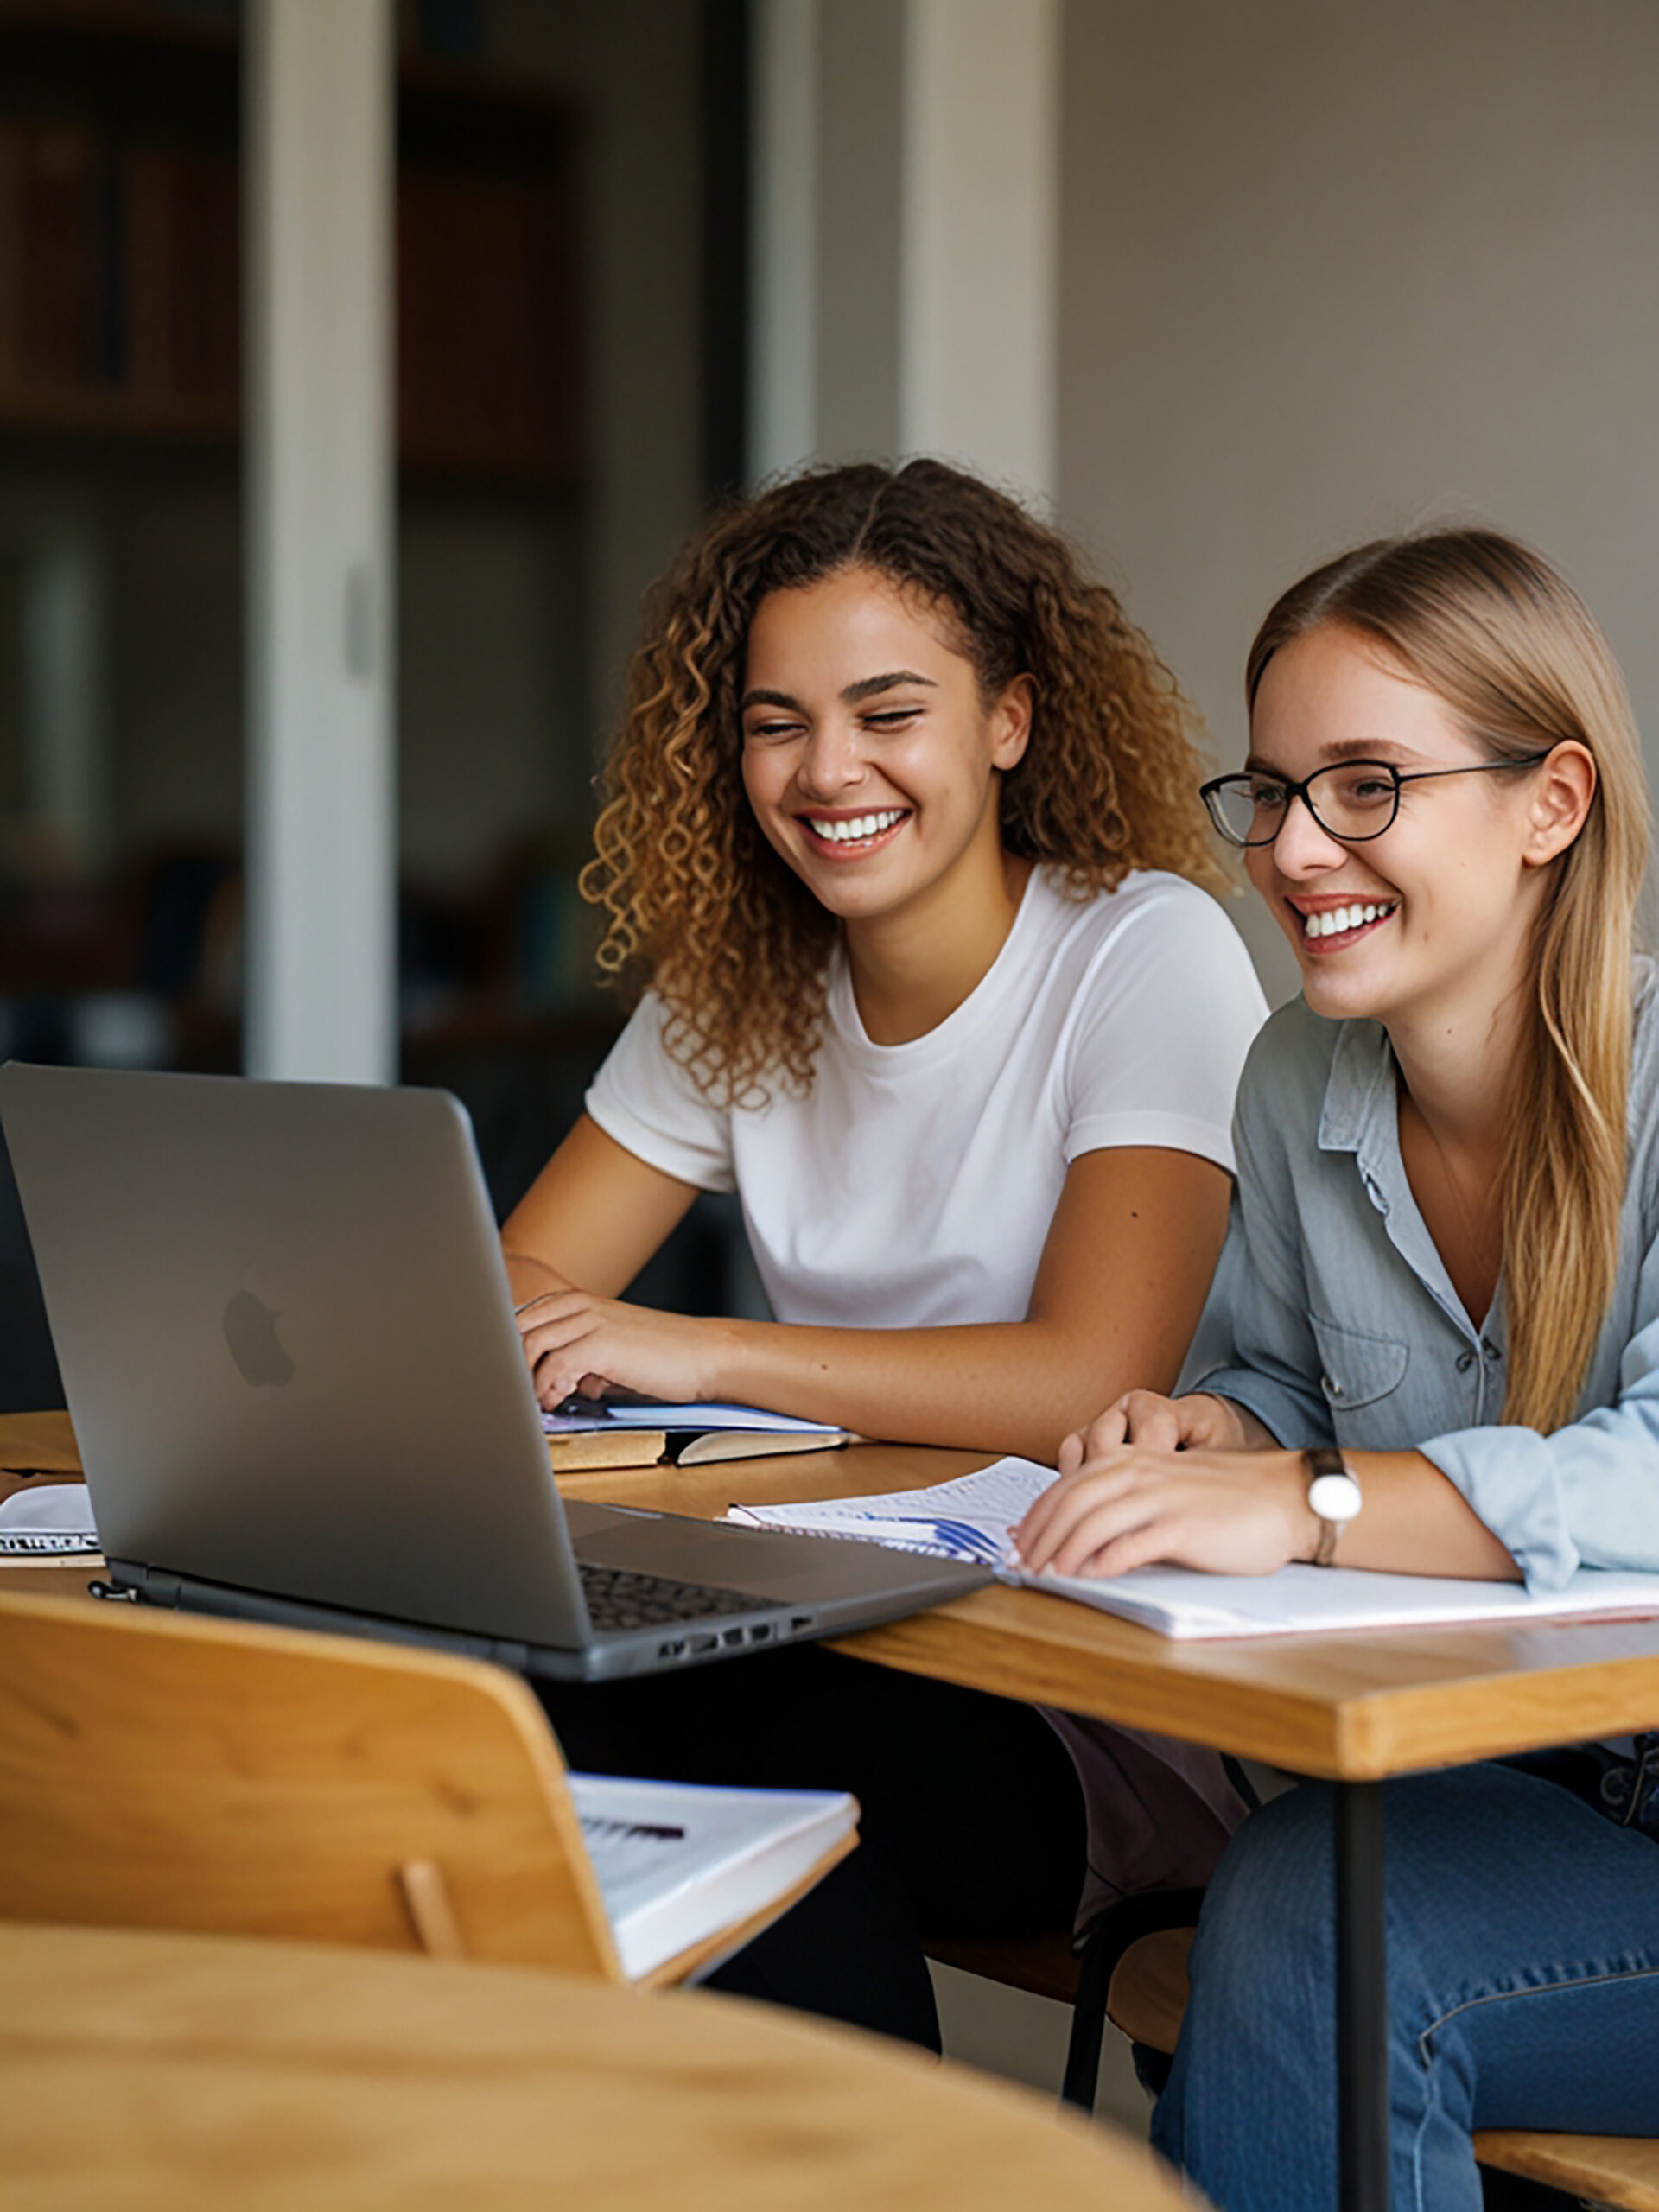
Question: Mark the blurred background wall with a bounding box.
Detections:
[1057,0,1659,997]
[1,0,1656,1408]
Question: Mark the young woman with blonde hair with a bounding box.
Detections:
[1019,528,1659,2205]
[505,458,1267,2044]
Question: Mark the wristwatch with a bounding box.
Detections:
[1303,1446,1363,1567]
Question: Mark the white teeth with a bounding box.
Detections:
[809,810,905,843]
[1302,901,1394,938]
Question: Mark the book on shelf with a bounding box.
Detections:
[543,1399,853,1471]
[726,1456,1659,1641]
[570,1773,858,1981]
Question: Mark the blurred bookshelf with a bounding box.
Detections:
[0,0,585,485]
[0,0,756,1413]
[0,0,601,1054]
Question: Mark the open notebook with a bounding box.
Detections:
[727,1457,1659,1640]
[570,1775,856,1980]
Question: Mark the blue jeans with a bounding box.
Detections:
[1152,1760,1659,2211]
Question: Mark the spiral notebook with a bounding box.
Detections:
[727,1457,1659,1640]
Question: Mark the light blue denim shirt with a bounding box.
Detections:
[1181,959,1659,1593]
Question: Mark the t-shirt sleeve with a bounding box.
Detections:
[583,992,738,1193]
[1063,885,1269,1173]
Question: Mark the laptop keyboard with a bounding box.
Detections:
[577,1560,780,1637]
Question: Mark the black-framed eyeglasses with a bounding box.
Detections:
[1199,753,1554,849]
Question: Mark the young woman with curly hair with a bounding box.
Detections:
[504,458,1268,2049]
[504,459,1264,1456]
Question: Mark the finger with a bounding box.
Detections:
[1075,1401,1132,1461]
[535,1358,603,1409]
[1057,1430,1086,1476]
[1014,1465,1140,1572]
[1012,1465,1096,1558]
[530,1319,605,1406]
[1067,1515,1191,1582]
[1121,1394,1185,1452]
[1014,1454,1137,1556]
[1046,1491,1173,1580]
[520,1308,601,1363]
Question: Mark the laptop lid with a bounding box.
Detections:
[0,1061,597,1649]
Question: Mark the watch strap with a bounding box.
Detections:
[1304,1446,1350,1568]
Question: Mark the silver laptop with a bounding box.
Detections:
[0,1062,988,1679]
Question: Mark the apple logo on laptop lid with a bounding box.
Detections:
[223,1290,295,1388]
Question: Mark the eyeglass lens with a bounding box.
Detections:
[1209,762,1398,845]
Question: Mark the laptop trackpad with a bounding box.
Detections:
[566,1501,973,1601]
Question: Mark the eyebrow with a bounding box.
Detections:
[1242,737,1419,772]
[741,670,938,713]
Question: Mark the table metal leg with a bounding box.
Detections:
[1335,1780,1389,2212]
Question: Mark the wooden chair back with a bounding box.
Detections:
[0,1588,623,1980]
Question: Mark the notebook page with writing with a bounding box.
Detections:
[726,1457,1051,1564]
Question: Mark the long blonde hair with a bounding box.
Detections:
[1247,531,1650,1433]
[582,460,1222,1104]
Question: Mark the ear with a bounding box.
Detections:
[1521,741,1597,868]
[988,674,1036,772]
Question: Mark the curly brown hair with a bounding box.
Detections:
[582,458,1224,1102]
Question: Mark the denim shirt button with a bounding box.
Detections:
[1482,1339,1503,1362]
[1457,1349,1476,1374]
[1323,1375,1343,1400]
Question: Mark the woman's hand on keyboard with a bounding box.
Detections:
[516,1288,737,1409]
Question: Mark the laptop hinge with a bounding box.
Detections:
[111,1561,181,1606]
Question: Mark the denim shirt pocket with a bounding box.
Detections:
[1308,1314,1410,1446]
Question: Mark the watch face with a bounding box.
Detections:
[1308,1471,1363,1523]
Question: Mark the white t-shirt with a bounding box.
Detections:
[585,868,1268,1325]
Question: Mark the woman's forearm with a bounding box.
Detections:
[1319,1450,1521,1580]
[513,1147,1233,1458]
[713,1314,1163,1465]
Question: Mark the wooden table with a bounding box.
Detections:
[10,1418,1659,2211]
[565,1441,1659,2212]
[1,1917,1192,2210]
[557,1442,1659,1779]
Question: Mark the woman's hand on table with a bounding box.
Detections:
[514,1288,736,1408]
[1012,1444,1319,1580]
[1057,1389,1252,1472]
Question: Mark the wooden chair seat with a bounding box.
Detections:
[1109,1925,1659,2210]
[1471,2135,1659,2211]
[1105,1923,1192,2053]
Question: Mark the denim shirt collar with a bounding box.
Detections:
[1314,1015,1496,1345]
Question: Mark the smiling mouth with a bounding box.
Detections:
[1294,899,1397,950]
[798,808,911,854]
